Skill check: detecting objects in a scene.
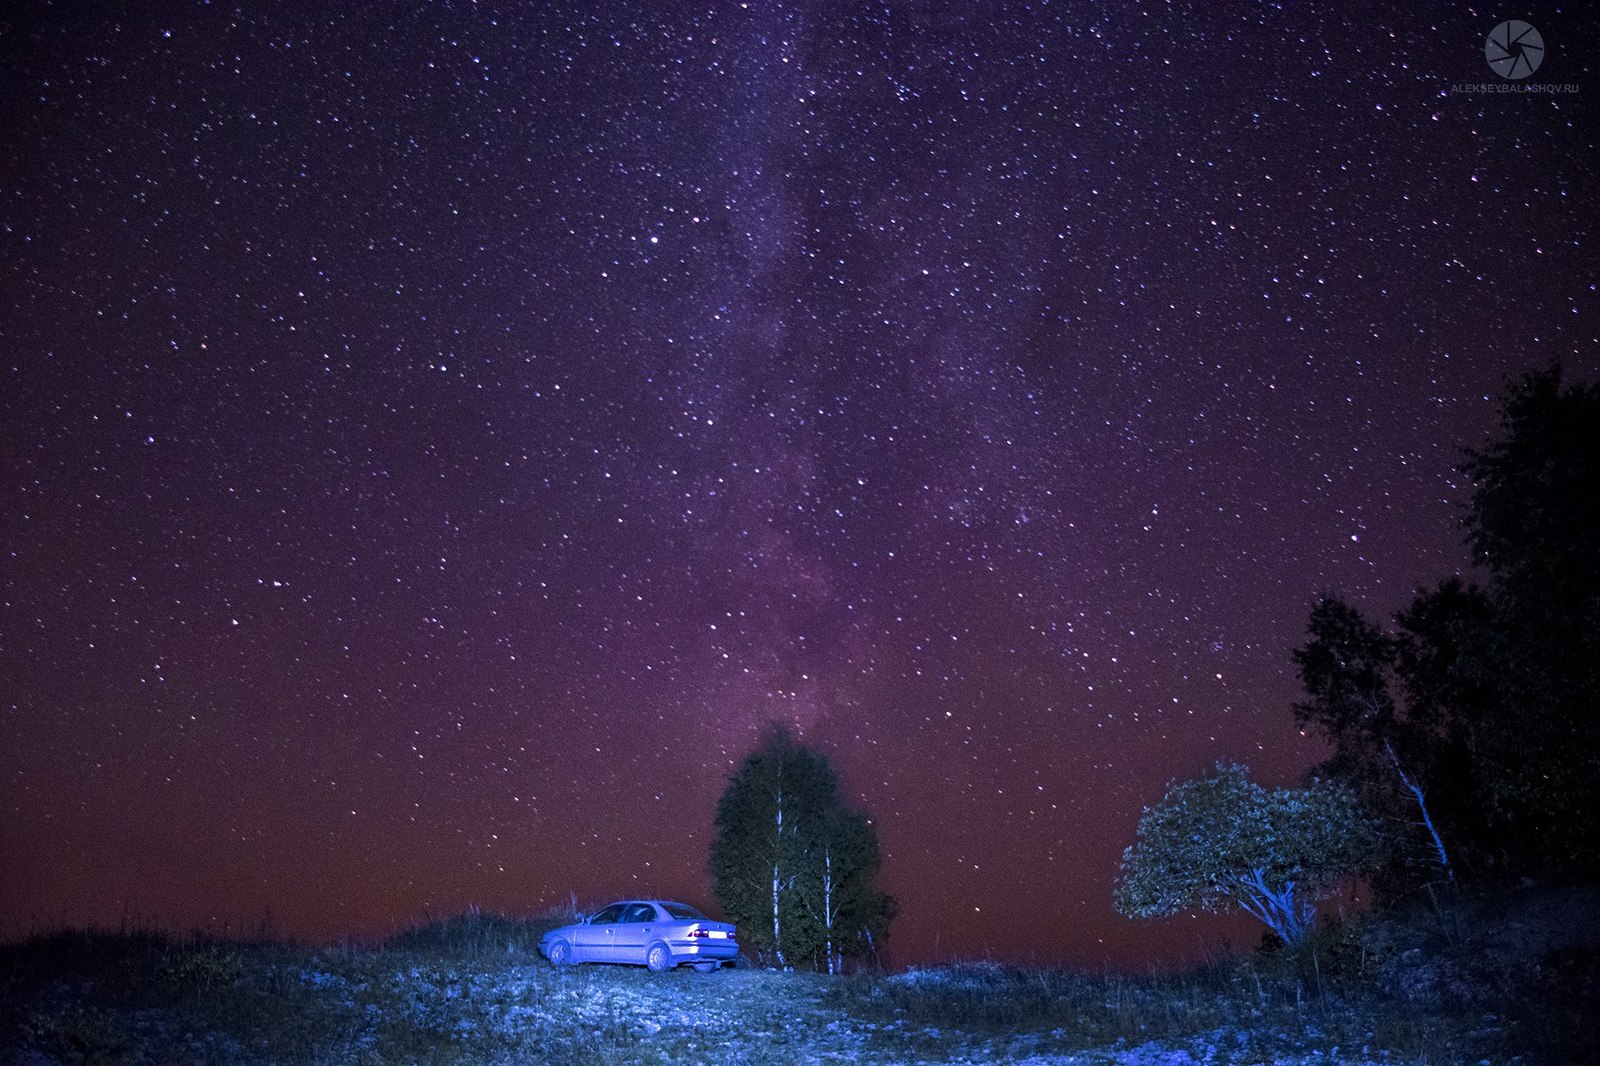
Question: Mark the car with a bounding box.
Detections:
[539,899,738,972]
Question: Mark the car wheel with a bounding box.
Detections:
[692,961,719,973]
[645,943,673,972]
[547,940,573,968]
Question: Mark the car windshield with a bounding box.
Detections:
[660,903,705,920]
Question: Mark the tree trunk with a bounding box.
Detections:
[824,849,835,975]
[1384,738,1455,884]
[1235,869,1316,946]
[772,787,786,967]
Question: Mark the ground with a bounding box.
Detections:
[5,893,1595,1064]
[4,957,1422,1065]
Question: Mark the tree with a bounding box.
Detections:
[1292,595,1471,890]
[788,805,893,974]
[1459,366,1600,868]
[1292,368,1600,885]
[1291,597,1401,800]
[1392,579,1509,876]
[1114,764,1377,947]
[709,725,893,969]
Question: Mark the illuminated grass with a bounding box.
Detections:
[2,910,1590,1064]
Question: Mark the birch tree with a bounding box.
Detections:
[710,725,892,969]
[790,806,889,974]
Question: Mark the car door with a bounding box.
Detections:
[611,902,658,964]
[574,904,624,962]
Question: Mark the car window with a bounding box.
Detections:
[589,904,625,925]
[660,903,705,920]
[624,903,656,923]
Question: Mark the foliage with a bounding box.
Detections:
[1291,596,1401,799]
[1459,366,1600,867]
[1391,579,1507,869]
[709,725,892,970]
[1114,764,1377,945]
[1294,367,1600,888]
[1293,590,1495,891]
[787,803,893,973]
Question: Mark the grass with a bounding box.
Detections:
[2,900,1592,1065]
[382,904,572,959]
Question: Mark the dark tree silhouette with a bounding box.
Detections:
[1294,367,1600,889]
[1460,367,1600,869]
[1293,598,1458,893]
[1393,579,1509,875]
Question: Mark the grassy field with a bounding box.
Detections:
[2,898,1593,1065]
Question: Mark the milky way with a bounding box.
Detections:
[3,3,1594,966]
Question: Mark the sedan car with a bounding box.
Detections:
[539,899,738,972]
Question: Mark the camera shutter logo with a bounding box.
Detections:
[1485,20,1544,80]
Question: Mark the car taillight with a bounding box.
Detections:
[687,929,710,938]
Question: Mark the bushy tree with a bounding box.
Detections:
[1114,764,1376,946]
[709,726,892,970]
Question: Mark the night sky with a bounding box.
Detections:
[3,2,1595,968]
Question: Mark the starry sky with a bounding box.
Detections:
[3,2,1595,968]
